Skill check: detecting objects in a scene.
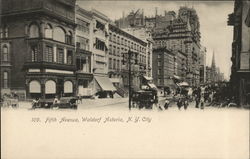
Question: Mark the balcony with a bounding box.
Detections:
[23,61,76,71]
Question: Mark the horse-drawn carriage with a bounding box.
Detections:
[1,96,19,108]
[131,90,156,109]
[32,97,78,109]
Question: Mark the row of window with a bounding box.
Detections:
[76,18,90,34]
[31,45,73,64]
[0,27,8,38]
[109,33,146,53]
[109,58,120,70]
[29,23,73,45]
[76,36,90,51]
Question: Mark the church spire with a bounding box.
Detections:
[211,50,216,69]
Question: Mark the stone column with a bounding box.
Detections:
[53,45,57,62]
[41,79,45,99]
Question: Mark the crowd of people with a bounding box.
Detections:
[161,83,238,110]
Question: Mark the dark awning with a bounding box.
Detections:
[143,76,153,81]
[95,76,116,91]
[148,83,157,90]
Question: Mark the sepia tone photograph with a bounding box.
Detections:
[1,0,250,159]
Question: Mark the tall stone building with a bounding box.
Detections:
[152,48,175,88]
[228,0,250,106]
[116,7,201,87]
[153,7,201,86]
[0,0,76,99]
[199,46,207,84]
[75,6,93,96]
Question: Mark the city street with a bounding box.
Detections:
[2,98,249,159]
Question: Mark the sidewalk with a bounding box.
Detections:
[77,98,128,109]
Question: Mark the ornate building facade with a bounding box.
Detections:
[1,0,76,99]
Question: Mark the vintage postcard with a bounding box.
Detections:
[1,0,249,159]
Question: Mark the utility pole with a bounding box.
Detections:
[122,49,138,110]
[128,49,131,110]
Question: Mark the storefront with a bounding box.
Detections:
[94,75,116,98]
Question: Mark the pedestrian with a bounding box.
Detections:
[200,93,205,109]
[32,97,40,109]
[194,87,201,108]
[53,96,60,108]
[77,93,83,104]
[164,98,170,109]
[177,97,183,110]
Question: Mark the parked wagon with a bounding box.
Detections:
[1,97,19,108]
[132,90,155,109]
[32,97,78,109]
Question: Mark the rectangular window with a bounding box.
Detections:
[45,45,53,62]
[95,38,105,51]
[117,47,120,56]
[67,50,73,65]
[76,19,90,34]
[3,72,8,88]
[113,46,116,55]
[57,48,64,64]
[158,69,161,75]
[158,79,161,85]
[113,59,116,69]
[31,46,38,62]
[76,36,89,51]
[117,60,120,70]
[109,58,112,69]
[109,45,112,55]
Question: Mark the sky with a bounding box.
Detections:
[77,0,234,80]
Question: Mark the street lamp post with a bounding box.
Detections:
[122,49,138,110]
[128,50,132,110]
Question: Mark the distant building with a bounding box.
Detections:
[228,0,250,106]
[152,48,175,89]
[206,66,211,84]
[116,7,201,87]
[122,27,153,77]
[199,46,207,84]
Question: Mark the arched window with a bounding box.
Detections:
[64,81,73,93]
[29,80,41,93]
[3,71,8,88]
[45,24,53,39]
[45,80,56,94]
[29,24,39,38]
[3,45,8,61]
[53,27,65,43]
